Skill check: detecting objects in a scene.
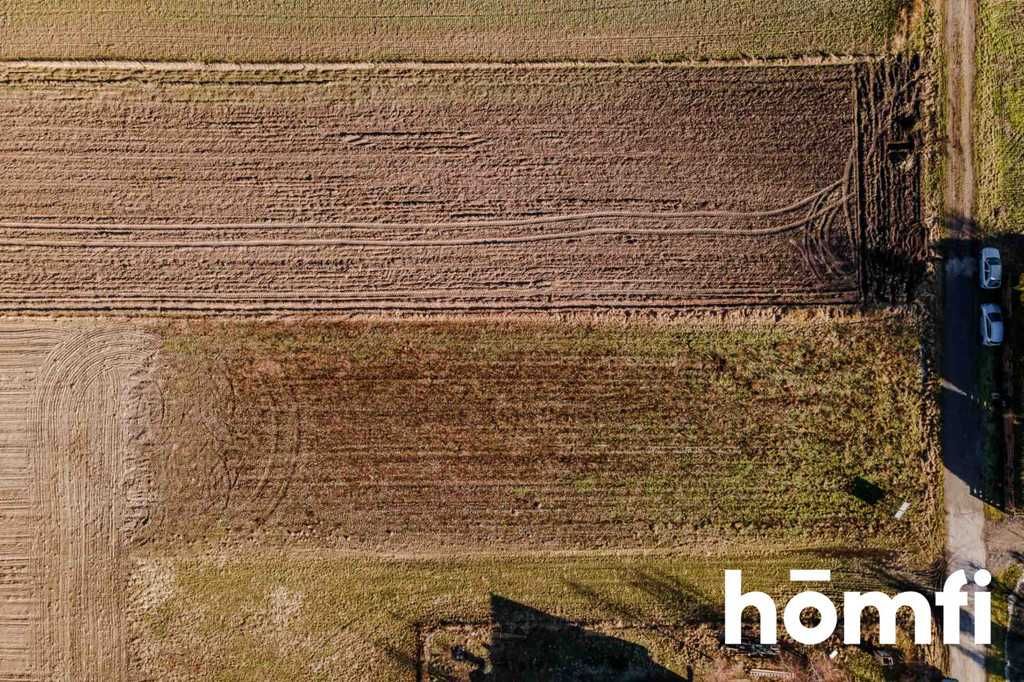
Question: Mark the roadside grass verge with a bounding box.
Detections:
[988,564,1023,682]
[976,0,1024,237]
[976,0,1024,512]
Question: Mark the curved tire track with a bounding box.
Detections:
[30,328,157,681]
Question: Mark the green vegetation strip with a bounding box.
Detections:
[1,0,913,61]
[976,0,1024,235]
[976,0,1024,511]
[988,564,1023,682]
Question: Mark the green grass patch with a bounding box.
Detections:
[976,1,1024,235]
[146,314,942,564]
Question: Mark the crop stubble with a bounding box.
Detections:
[0,60,924,312]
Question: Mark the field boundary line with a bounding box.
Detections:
[0,57,882,71]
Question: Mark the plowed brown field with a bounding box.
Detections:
[0,315,939,680]
[0,60,924,313]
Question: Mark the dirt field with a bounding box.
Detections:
[0,11,939,678]
[126,313,940,678]
[0,324,64,680]
[0,0,916,62]
[0,61,924,312]
[0,322,156,681]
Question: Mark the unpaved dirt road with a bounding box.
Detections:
[942,0,986,680]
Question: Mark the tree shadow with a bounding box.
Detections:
[936,222,1024,507]
[850,476,887,506]
[935,216,991,501]
[986,232,1024,509]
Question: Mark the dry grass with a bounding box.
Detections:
[0,0,915,61]
[127,550,896,681]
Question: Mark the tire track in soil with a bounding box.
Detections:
[29,328,157,681]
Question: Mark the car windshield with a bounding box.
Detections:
[990,312,1003,322]
[987,257,1001,266]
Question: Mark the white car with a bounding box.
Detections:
[980,247,1002,289]
[981,304,1004,347]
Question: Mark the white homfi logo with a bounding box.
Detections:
[724,569,991,646]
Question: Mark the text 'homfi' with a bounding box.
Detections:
[724,569,991,646]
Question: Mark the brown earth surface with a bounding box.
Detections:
[0,322,156,682]
[0,323,64,681]
[0,314,939,680]
[0,61,924,313]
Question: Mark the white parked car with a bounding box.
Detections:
[980,304,1005,347]
[980,247,1002,289]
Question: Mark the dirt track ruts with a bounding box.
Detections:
[0,324,63,681]
[29,328,155,681]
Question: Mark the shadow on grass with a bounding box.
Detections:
[986,232,1024,510]
[428,595,687,682]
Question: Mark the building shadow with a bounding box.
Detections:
[449,595,686,682]
[986,231,1024,509]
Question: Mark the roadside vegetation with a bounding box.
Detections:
[988,564,1023,682]
[976,0,1024,236]
[976,0,1024,511]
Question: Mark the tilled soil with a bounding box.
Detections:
[0,62,921,313]
[0,324,64,680]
